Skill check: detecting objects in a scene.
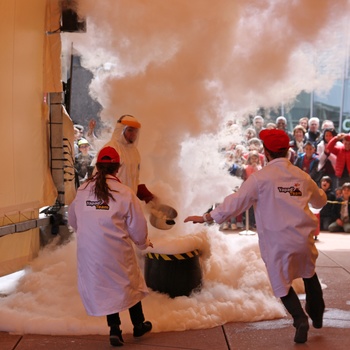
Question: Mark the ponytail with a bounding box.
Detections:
[84,163,120,203]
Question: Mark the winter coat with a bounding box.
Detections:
[320,189,336,219]
[68,175,150,316]
[294,153,320,182]
[326,136,350,178]
[210,157,327,298]
[305,130,321,144]
[330,196,350,222]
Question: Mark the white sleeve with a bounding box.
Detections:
[125,194,150,250]
[67,200,78,231]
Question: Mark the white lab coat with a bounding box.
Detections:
[210,157,327,298]
[68,175,150,316]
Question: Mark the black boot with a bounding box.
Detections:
[109,326,124,347]
[133,321,152,337]
[281,287,309,343]
[129,302,152,337]
[304,273,325,329]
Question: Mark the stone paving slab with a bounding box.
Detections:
[1,232,349,350]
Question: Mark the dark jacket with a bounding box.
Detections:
[305,130,321,145]
[294,154,320,182]
[331,197,350,222]
[320,189,336,219]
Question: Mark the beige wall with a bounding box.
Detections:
[0,0,62,276]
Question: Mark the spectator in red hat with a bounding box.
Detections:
[184,128,326,344]
[68,146,153,346]
[326,133,350,187]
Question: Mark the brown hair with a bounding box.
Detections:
[342,182,350,191]
[263,146,289,159]
[293,125,306,135]
[83,162,120,203]
[321,176,332,185]
[246,150,260,165]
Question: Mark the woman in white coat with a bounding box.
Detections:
[68,146,153,347]
[184,129,327,345]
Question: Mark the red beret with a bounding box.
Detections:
[259,129,290,152]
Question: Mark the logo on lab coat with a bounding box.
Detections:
[86,199,110,210]
[277,183,302,196]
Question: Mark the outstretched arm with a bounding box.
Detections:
[184,212,213,224]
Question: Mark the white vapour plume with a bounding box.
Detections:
[3,0,344,336]
[0,232,286,335]
[62,0,350,213]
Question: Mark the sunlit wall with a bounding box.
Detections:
[0,0,61,276]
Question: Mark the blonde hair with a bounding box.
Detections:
[246,150,260,165]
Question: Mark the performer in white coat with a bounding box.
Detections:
[68,146,153,347]
[98,114,154,203]
[184,129,327,344]
[101,115,141,193]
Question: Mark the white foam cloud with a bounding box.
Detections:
[2,0,349,336]
[0,230,286,335]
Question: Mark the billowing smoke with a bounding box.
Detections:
[1,0,349,336]
[62,0,350,213]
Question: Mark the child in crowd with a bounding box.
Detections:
[294,141,320,183]
[242,150,262,180]
[319,176,336,231]
[335,187,342,199]
[328,182,350,233]
[245,138,265,166]
[242,150,262,230]
[225,145,247,229]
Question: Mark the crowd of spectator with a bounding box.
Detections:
[219,115,350,235]
[72,115,350,236]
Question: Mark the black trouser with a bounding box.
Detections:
[320,215,333,231]
[303,273,325,321]
[281,273,324,326]
[281,287,308,327]
[107,301,145,327]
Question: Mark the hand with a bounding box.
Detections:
[88,119,96,130]
[147,196,159,209]
[184,215,204,224]
[336,218,343,227]
[337,133,346,140]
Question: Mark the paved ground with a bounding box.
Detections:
[1,232,349,350]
